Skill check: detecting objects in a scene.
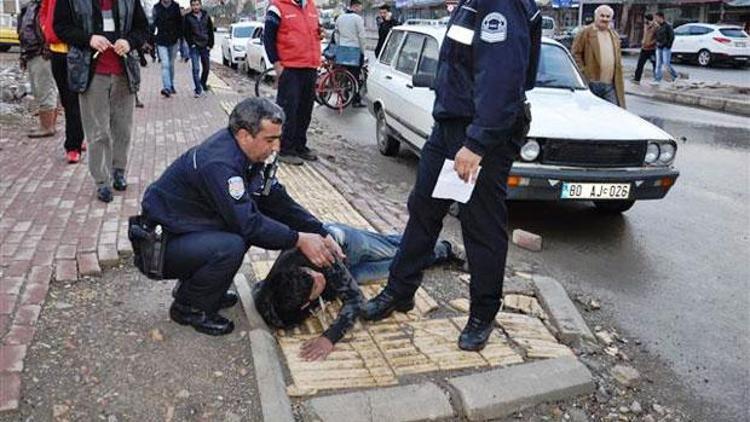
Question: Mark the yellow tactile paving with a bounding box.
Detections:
[207,71,231,90]
[495,312,574,359]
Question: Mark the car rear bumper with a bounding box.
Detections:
[507,164,679,201]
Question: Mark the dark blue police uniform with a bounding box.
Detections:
[141,128,328,312]
[382,0,541,322]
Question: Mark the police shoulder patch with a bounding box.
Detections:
[480,12,507,43]
[228,176,245,200]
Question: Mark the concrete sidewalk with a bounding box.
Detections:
[624,78,750,116]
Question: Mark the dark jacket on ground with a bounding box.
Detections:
[655,22,674,48]
[53,0,148,91]
[151,0,182,46]
[255,249,364,344]
[142,128,328,249]
[374,17,396,58]
[183,10,213,49]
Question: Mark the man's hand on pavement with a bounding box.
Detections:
[90,35,112,53]
[300,336,334,361]
[113,39,131,56]
[297,232,335,267]
[454,146,482,183]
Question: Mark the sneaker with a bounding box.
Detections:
[202,84,210,92]
[279,153,304,165]
[458,316,494,351]
[296,146,318,161]
[112,168,127,191]
[170,87,177,94]
[66,150,81,164]
[194,91,202,98]
[97,186,113,203]
[649,80,660,86]
[160,89,171,98]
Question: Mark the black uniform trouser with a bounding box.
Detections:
[384,119,514,322]
[163,231,247,312]
[634,49,656,82]
[51,52,85,152]
[276,68,317,155]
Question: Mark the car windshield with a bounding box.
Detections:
[535,44,586,90]
[234,27,254,38]
[719,28,748,38]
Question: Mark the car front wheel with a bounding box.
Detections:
[376,108,399,156]
[697,49,712,67]
[222,53,229,66]
[593,200,635,214]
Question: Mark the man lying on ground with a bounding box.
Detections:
[253,222,462,360]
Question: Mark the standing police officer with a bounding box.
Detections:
[139,98,342,336]
[363,0,541,351]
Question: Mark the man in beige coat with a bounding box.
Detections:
[571,5,625,108]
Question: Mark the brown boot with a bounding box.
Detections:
[28,109,57,138]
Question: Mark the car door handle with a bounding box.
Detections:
[406,84,413,89]
[385,75,392,80]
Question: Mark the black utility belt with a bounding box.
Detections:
[128,215,167,280]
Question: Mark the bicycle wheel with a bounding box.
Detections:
[318,68,357,111]
[314,67,330,106]
[254,67,277,99]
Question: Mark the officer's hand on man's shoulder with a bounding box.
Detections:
[297,232,335,268]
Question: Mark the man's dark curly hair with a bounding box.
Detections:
[268,268,315,327]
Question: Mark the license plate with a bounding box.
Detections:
[561,183,631,200]
[736,42,746,48]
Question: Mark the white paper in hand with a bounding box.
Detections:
[431,159,481,204]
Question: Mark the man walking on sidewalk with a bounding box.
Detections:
[264,0,322,165]
[633,13,657,84]
[335,0,367,108]
[18,0,58,139]
[54,0,149,202]
[572,5,625,107]
[652,11,678,86]
[183,0,213,97]
[152,0,183,97]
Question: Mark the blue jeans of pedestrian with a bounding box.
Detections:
[163,231,248,312]
[323,223,450,284]
[190,46,211,94]
[157,43,178,91]
[589,81,619,106]
[655,47,678,82]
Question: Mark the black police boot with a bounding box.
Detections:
[171,282,238,309]
[362,289,415,321]
[169,301,235,336]
[458,315,494,351]
[112,169,127,191]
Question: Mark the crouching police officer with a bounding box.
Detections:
[134,98,342,336]
[363,0,541,351]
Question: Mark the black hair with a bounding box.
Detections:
[228,97,285,136]
[268,268,315,327]
[645,13,653,21]
[350,0,362,6]
[655,12,665,19]
[190,0,201,4]
[379,4,390,11]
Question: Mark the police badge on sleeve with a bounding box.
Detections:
[228,176,245,200]
[481,12,507,43]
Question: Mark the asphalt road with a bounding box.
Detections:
[621,52,750,87]
[312,95,750,421]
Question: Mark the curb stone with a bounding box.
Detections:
[234,273,270,332]
[448,356,595,421]
[248,329,295,422]
[304,382,455,422]
[625,87,750,117]
[532,275,596,348]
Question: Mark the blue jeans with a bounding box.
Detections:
[589,81,619,106]
[190,46,211,94]
[324,223,450,284]
[157,44,178,91]
[655,47,678,82]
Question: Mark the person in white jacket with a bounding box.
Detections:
[334,0,366,107]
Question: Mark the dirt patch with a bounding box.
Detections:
[3,266,261,422]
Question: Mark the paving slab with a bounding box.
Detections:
[304,382,454,422]
[533,276,595,347]
[448,356,595,421]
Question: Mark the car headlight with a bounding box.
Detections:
[659,142,676,163]
[520,139,540,162]
[644,142,660,164]
[233,45,245,52]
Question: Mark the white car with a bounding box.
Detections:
[367,23,680,213]
[672,23,750,67]
[244,24,271,73]
[542,16,555,38]
[221,22,262,68]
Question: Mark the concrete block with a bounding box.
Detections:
[249,329,294,422]
[234,273,270,332]
[724,100,750,117]
[305,382,454,422]
[532,276,595,347]
[448,357,595,421]
[697,96,725,111]
[512,229,542,252]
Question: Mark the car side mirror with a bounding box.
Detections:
[412,72,435,88]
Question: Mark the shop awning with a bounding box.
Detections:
[726,0,750,6]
